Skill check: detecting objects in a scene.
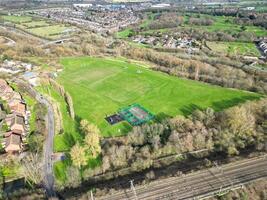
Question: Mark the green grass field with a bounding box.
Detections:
[117,28,133,38]
[2,15,32,23]
[57,57,260,140]
[206,41,260,57]
[28,25,71,39]
[23,20,50,28]
[1,15,74,40]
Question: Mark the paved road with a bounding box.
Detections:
[15,79,56,197]
[98,156,267,200]
[36,93,56,197]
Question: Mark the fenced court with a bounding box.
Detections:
[119,103,154,126]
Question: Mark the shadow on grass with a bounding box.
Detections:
[86,155,102,169]
[62,132,76,151]
[180,104,202,116]
[211,95,261,111]
[154,112,172,123]
[105,121,132,137]
[54,154,72,182]
[74,115,84,138]
[179,95,261,116]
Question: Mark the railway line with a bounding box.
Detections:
[98,156,267,200]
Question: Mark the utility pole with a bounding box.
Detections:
[90,190,94,200]
[130,180,138,200]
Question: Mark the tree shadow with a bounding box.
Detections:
[63,132,76,150]
[74,115,83,138]
[154,112,172,123]
[179,104,203,116]
[211,95,261,111]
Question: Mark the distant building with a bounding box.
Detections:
[244,7,255,11]
[23,72,40,86]
[151,3,170,8]
[73,3,92,8]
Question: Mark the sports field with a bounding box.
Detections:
[1,15,75,40]
[57,57,260,138]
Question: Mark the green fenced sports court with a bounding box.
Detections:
[119,103,154,126]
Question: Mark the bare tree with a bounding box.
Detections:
[21,153,44,187]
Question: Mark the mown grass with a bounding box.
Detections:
[23,20,50,28]
[37,85,101,183]
[28,25,70,39]
[57,57,261,138]
[2,15,32,23]
[1,14,73,40]
[206,41,260,57]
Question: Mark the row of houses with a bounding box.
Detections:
[0,79,28,153]
[0,60,33,75]
[132,35,199,50]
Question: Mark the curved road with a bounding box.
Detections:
[16,79,56,197]
[98,156,267,200]
[36,93,56,197]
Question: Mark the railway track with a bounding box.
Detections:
[97,156,267,200]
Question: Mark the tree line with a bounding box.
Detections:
[48,79,75,120]
[100,98,266,173]
[60,98,266,189]
[120,46,267,94]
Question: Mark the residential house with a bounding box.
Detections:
[4,130,22,153]
[8,94,26,118]
[5,114,26,135]
[0,79,14,101]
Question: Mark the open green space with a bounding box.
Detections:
[28,25,71,39]
[57,57,261,139]
[119,12,267,39]
[206,41,260,57]
[184,13,267,37]
[1,14,74,40]
[37,84,103,183]
[184,14,267,37]
[117,28,134,38]
[2,15,32,23]
[23,20,50,28]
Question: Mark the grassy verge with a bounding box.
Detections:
[37,85,80,152]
